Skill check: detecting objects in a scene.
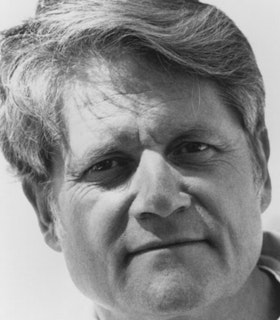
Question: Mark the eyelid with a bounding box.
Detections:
[67,152,132,181]
[169,139,212,151]
[167,134,231,154]
[167,140,220,167]
[91,158,121,171]
[82,154,134,182]
[177,141,210,148]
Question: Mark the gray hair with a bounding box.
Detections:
[0,0,266,187]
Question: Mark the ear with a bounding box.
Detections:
[22,179,62,252]
[256,127,271,213]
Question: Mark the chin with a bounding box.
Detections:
[146,286,201,314]
[124,269,208,317]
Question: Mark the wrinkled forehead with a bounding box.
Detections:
[62,53,218,119]
[59,54,243,156]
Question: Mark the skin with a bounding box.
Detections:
[31,56,274,320]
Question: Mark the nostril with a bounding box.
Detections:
[137,212,154,220]
[173,206,187,215]
[136,205,188,221]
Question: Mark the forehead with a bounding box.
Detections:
[61,56,243,157]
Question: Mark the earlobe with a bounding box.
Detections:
[22,179,62,252]
[260,174,271,213]
[44,222,62,252]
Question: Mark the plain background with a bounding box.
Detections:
[0,1,280,319]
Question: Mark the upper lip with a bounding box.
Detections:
[129,238,205,256]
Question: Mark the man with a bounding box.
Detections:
[0,0,280,319]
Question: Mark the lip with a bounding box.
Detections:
[129,239,205,257]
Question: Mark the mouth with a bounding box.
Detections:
[129,239,206,257]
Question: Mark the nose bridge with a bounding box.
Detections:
[129,150,189,218]
[143,151,176,195]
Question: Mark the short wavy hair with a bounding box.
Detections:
[0,0,266,186]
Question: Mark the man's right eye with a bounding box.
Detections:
[82,157,134,188]
[90,159,124,172]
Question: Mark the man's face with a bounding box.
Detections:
[51,57,266,319]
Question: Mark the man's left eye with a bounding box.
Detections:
[169,141,215,166]
[172,142,209,155]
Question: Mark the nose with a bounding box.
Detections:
[128,150,191,219]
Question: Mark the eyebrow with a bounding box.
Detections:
[65,124,238,177]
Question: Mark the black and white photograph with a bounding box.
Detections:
[1,1,280,319]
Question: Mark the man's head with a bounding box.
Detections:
[0,0,271,318]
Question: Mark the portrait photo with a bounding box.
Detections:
[0,1,280,320]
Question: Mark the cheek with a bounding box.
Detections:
[195,168,263,270]
[204,154,262,232]
[221,177,262,237]
[56,188,129,304]
[186,171,263,299]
